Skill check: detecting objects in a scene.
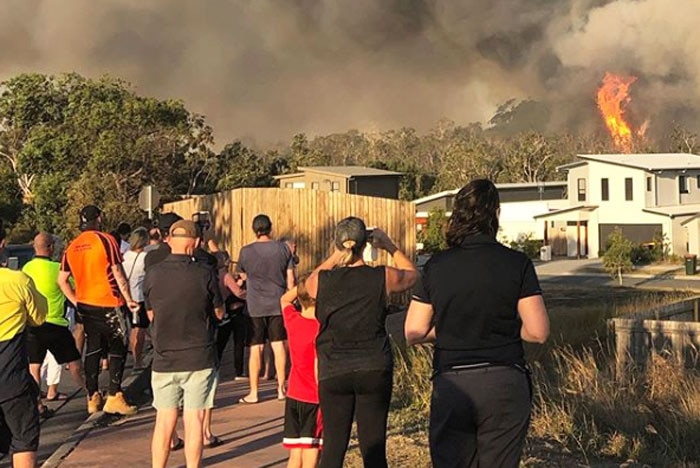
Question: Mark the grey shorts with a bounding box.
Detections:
[151,368,218,410]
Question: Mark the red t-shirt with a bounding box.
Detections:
[282,304,320,404]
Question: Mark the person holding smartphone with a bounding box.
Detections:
[305,217,418,468]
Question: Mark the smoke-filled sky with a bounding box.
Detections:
[1,0,698,145]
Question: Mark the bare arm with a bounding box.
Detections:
[518,295,549,344]
[281,286,298,310]
[405,300,436,345]
[57,271,78,307]
[214,306,225,321]
[372,229,418,294]
[306,250,344,299]
[223,273,246,299]
[286,268,296,291]
[147,309,154,322]
[111,264,139,311]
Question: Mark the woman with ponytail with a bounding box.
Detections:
[305,216,417,468]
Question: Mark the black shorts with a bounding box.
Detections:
[283,398,323,449]
[0,391,40,454]
[26,322,82,365]
[247,316,286,346]
[124,302,150,329]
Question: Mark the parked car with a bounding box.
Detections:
[5,244,34,270]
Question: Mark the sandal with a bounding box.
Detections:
[238,397,258,405]
[46,392,69,401]
[171,437,184,451]
[204,436,222,449]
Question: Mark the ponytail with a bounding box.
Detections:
[337,239,359,266]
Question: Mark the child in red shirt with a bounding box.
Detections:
[280,274,322,468]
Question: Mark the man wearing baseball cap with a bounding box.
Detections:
[144,220,224,467]
[58,205,140,415]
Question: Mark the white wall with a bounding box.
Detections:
[498,200,569,242]
[566,165,589,205]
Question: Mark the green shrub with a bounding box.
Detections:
[510,232,544,259]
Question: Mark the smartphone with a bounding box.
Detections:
[363,227,378,262]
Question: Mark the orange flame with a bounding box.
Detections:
[596,72,638,153]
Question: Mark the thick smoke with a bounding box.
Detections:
[1,0,698,144]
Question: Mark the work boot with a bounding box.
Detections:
[103,392,137,416]
[87,392,103,414]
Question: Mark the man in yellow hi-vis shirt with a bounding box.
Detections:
[0,223,47,468]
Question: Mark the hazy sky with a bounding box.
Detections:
[2,0,698,145]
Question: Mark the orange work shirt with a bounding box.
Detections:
[61,230,124,308]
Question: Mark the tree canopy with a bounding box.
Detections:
[0,72,696,242]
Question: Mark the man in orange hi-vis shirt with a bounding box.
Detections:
[58,205,140,416]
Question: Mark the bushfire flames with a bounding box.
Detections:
[596,72,643,153]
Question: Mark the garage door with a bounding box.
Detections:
[599,224,662,247]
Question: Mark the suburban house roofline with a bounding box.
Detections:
[412,181,567,205]
[273,172,304,180]
[642,204,700,219]
[273,166,402,180]
[533,205,598,219]
[576,153,700,172]
[556,161,587,172]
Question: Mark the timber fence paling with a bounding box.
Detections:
[164,188,416,304]
[611,295,700,379]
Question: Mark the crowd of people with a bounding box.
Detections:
[0,178,549,468]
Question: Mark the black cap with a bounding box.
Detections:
[252,214,272,235]
[158,212,183,234]
[334,216,367,251]
[79,205,102,224]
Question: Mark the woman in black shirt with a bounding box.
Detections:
[306,217,417,468]
[405,179,550,468]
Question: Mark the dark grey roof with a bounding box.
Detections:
[298,166,402,178]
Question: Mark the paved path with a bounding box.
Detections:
[0,362,142,468]
[56,357,288,468]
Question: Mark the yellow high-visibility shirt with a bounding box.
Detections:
[0,267,47,342]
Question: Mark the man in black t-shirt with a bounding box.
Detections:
[144,220,224,468]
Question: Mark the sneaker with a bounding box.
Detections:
[87,392,103,414]
[103,392,137,416]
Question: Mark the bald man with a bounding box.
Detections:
[23,233,85,415]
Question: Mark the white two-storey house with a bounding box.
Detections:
[536,153,700,258]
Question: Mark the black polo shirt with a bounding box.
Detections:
[413,234,541,372]
[144,243,217,271]
[143,254,223,373]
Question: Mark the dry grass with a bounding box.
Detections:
[345,286,700,466]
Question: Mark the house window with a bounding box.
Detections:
[680,175,689,194]
[331,181,340,192]
[625,178,633,201]
[646,176,652,192]
[311,182,319,190]
[601,178,609,201]
[577,178,586,202]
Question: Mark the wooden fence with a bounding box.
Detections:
[610,296,700,378]
[163,187,416,278]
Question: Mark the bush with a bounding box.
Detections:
[418,208,447,253]
[510,232,544,259]
[603,228,634,284]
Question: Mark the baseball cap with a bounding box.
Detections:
[334,216,367,251]
[79,205,102,224]
[158,212,183,233]
[169,220,199,239]
[252,214,272,235]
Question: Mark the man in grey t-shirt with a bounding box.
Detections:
[237,214,295,403]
